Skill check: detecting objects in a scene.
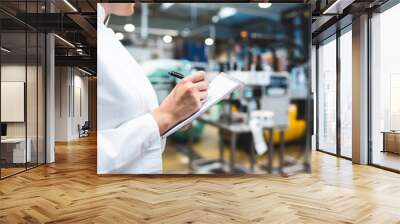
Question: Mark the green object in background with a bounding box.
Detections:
[244,87,253,98]
[146,60,193,84]
[143,59,194,103]
[232,89,241,99]
[170,120,205,142]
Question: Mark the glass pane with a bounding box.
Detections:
[311,45,317,150]
[0,0,46,178]
[38,32,45,165]
[26,0,39,169]
[340,30,352,158]
[27,31,38,169]
[371,4,400,171]
[318,37,337,154]
[1,31,27,177]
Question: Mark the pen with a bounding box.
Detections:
[168,71,184,79]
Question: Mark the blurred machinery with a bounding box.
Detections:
[131,3,311,174]
[141,57,307,174]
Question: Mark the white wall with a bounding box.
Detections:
[1,64,46,164]
[1,65,40,138]
[55,67,89,141]
[1,65,26,138]
[55,67,68,141]
[71,74,89,138]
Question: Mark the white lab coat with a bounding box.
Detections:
[97,5,165,174]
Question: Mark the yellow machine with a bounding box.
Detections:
[264,104,306,144]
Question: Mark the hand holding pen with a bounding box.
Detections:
[151,71,209,134]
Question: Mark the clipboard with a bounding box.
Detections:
[162,74,242,137]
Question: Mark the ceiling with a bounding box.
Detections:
[0,0,96,73]
[0,0,95,14]
[109,3,303,41]
[145,3,300,22]
[0,32,45,65]
[2,0,386,71]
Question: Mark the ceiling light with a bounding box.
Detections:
[124,24,135,32]
[163,35,173,43]
[115,32,124,41]
[54,34,75,48]
[218,7,237,19]
[78,67,92,75]
[322,0,344,14]
[161,3,175,10]
[258,3,272,9]
[1,47,11,53]
[205,38,214,46]
[212,16,219,23]
[78,67,93,76]
[63,0,78,12]
[240,30,248,39]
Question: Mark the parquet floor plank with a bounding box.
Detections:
[1,135,400,223]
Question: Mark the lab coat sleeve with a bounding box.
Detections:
[97,113,163,174]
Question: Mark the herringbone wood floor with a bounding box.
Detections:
[1,135,400,223]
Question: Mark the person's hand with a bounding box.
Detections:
[151,71,208,134]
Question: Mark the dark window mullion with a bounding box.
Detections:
[316,44,320,150]
[336,27,341,157]
[36,0,39,167]
[25,0,28,171]
[367,11,373,165]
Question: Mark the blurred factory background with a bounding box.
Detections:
[2,1,400,222]
[108,3,311,174]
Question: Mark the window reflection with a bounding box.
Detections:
[317,37,337,154]
[0,0,46,179]
[1,31,28,177]
[371,4,400,171]
[340,29,352,158]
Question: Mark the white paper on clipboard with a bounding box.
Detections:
[162,74,242,137]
